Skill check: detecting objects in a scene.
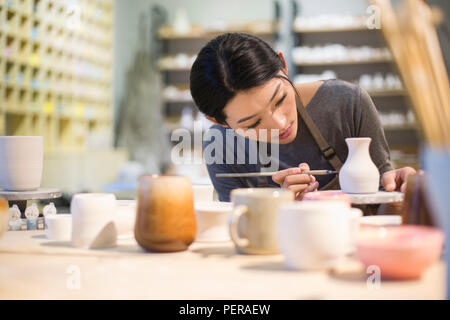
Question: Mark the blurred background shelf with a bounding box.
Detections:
[0,0,114,153]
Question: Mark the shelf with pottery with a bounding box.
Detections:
[0,0,115,157]
[292,14,376,34]
[157,21,276,40]
[293,57,392,67]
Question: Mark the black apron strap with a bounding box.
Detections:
[294,86,343,190]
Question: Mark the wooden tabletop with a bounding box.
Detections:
[0,230,445,299]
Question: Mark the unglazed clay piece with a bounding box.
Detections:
[71,193,117,248]
[0,136,43,191]
[339,137,380,194]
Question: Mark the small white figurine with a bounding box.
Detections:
[8,205,22,231]
[43,202,57,229]
[25,203,39,230]
[43,202,57,216]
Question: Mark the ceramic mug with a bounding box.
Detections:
[71,193,118,248]
[230,188,294,255]
[135,175,197,252]
[278,201,351,270]
[194,201,233,242]
[0,136,43,191]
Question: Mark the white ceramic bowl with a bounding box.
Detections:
[192,185,215,202]
[0,136,43,191]
[194,201,233,242]
[114,200,136,239]
[45,214,72,241]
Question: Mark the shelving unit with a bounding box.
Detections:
[292,14,420,168]
[0,0,114,153]
[157,23,276,135]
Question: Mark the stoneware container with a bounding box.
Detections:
[339,137,380,194]
[135,175,196,252]
[0,136,43,191]
[71,193,118,248]
[230,188,294,255]
[194,201,233,242]
[356,225,444,279]
[278,201,351,270]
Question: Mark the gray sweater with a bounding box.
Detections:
[203,79,394,202]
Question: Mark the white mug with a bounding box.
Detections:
[230,188,294,255]
[278,201,351,270]
[71,193,118,248]
[0,136,43,191]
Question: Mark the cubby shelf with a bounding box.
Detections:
[0,0,114,153]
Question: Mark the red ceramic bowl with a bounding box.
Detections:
[303,191,351,207]
[356,225,444,280]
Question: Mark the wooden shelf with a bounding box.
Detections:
[157,22,276,40]
[0,0,114,153]
[294,57,392,66]
[367,89,407,97]
[293,25,374,33]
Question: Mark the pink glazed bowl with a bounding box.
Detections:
[355,225,444,280]
[302,191,351,207]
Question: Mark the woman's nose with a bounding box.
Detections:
[272,110,287,128]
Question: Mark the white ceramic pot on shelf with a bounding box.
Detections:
[339,137,380,194]
[0,136,43,191]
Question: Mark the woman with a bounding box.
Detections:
[190,33,416,202]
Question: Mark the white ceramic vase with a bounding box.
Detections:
[0,136,43,191]
[339,137,380,194]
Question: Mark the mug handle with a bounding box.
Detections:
[230,205,250,249]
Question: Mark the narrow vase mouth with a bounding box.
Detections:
[345,137,371,143]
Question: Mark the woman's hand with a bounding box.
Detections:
[272,163,319,200]
[381,167,417,193]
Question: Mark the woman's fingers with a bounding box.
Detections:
[272,167,302,185]
[295,181,320,200]
[282,173,313,188]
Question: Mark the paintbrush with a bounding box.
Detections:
[216,170,339,178]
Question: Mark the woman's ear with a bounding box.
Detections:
[276,51,288,75]
[205,116,230,127]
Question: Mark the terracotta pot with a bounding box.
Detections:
[135,175,196,252]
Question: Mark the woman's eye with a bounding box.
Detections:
[246,119,261,129]
[275,93,287,107]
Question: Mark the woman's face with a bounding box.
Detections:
[221,73,298,144]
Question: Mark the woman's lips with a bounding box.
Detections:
[279,123,293,139]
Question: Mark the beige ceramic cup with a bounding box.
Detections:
[0,136,43,191]
[230,188,294,255]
